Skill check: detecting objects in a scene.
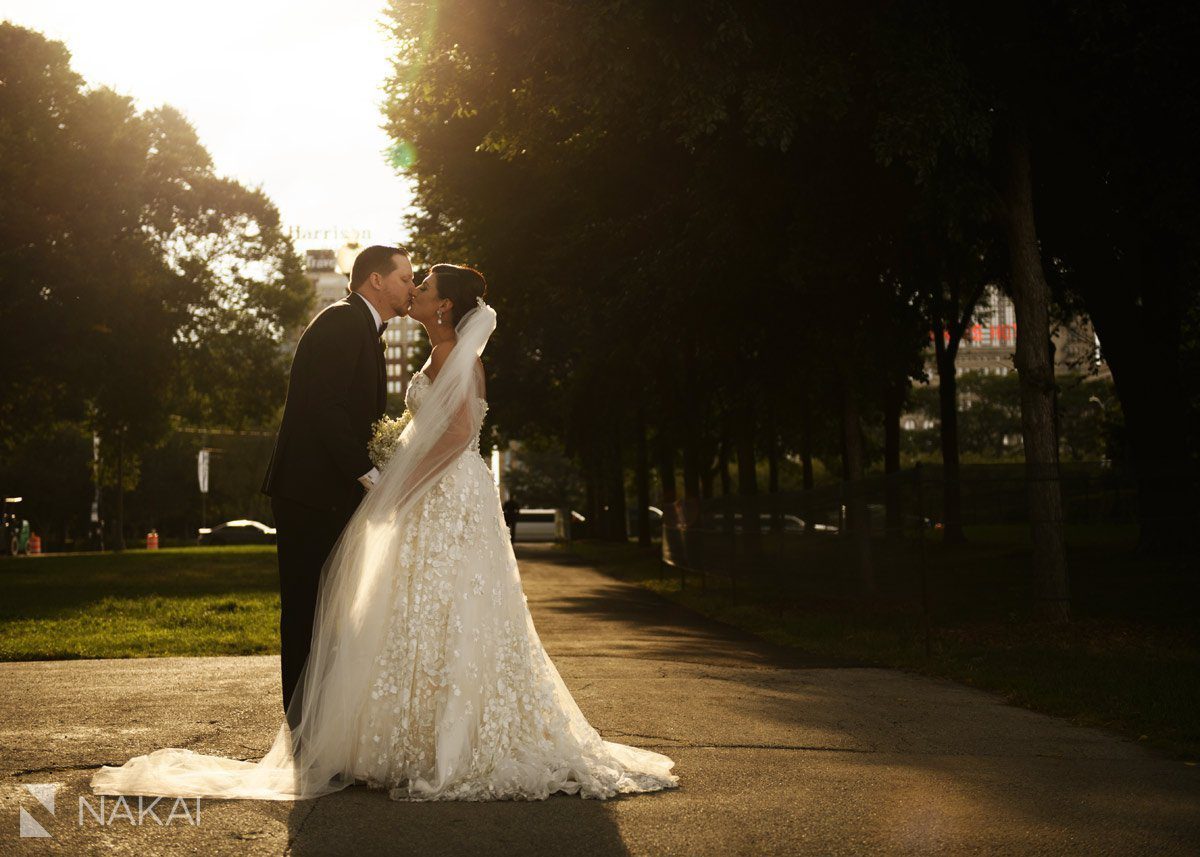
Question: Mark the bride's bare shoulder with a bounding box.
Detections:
[426,343,484,383]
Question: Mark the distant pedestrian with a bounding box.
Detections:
[502,496,520,542]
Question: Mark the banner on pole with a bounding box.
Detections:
[197,449,210,494]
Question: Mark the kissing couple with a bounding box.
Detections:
[91,246,678,802]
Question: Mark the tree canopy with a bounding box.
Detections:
[383,0,1200,616]
[0,22,311,545]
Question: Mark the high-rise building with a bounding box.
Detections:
[304,249,348,306]
[925,285,1109,382]
[382,316,424,398]
[903,285,1111,442]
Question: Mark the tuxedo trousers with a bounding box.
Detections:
[271,495,357,728]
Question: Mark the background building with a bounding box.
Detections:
[303,249,347,306]
[924,285,1109,382]
[903,286,1113,446]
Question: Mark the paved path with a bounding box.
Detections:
[1,545,1197,855]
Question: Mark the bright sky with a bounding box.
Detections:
[0,0,415,252]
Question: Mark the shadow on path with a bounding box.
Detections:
[0,543,1196,854]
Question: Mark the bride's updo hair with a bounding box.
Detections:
[431,263,488,325]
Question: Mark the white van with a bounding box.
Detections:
[512,508,562,542]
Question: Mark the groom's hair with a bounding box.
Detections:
[349,245,409,290]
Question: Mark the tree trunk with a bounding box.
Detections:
[682,437,701,500]
[1125,235,1193,551]
[884,383,903,476]
[800,391,815,491]
[766,423,780,494]
[718,431,733,495]
[114,428,126,552]
[1004,121,1070,622]
[736,395,760,573]
[935,340,966,544]
[1109,345,1193,553]
[1079,240,1195,553]
[681,341,701,499]
[839,407,851,482]
[585,446,601,540]
[841,371,874,593]
[609,435,628,542]
[766,401,782,534]
[656,431,677,505]
[655,430,679,546]
[736,403,759,498]
[635,402,651,547]
[884,381,904,540]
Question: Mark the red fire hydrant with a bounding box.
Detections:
[28,533,41,555]
[146,530,159,550]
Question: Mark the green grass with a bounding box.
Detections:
[562,537,1200,762]
[4,539,1195,761]
[0,546,280,660]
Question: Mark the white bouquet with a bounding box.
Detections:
[367,410,412,470]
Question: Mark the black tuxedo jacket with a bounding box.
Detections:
[261,291,387,513]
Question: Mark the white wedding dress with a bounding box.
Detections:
[91,301,678,802]
[348,370,677,800]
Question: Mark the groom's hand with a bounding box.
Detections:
[358,467,381,492]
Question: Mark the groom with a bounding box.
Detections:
[262,245,415,723]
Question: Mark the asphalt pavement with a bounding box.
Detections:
[1,545,1196,855]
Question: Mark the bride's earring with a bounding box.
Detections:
[436,309,444,325]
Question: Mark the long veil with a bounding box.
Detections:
[91,300,498,800]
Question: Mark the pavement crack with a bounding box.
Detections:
[11,763,109,777]
[689,743,876,752]
[285,801,319,856]
[603,731,876,754]
[604,730,684,743]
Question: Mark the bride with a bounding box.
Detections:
[91,264,679,802]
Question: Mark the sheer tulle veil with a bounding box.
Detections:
[90,300,498,800]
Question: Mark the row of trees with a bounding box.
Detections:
[384,1,1199,621]
[0,23,311,548]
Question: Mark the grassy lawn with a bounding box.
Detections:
[0,546,279,660]
[561,536,1200,762]
[4,537,1195,762]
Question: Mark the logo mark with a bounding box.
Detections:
[20,784,57,838]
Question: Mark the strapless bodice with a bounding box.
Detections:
[405,371,488,453]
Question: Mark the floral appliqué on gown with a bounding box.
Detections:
[350,371,679,801]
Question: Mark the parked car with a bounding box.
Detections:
[197,519,277,546]
[700,512,809,534]
[625,505,664,533]
[839,503,937,536]
[512,508,563,542]
[565,510,588,538]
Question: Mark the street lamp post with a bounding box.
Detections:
[334,243,361,284]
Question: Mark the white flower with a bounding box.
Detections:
[367,411,413,469]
